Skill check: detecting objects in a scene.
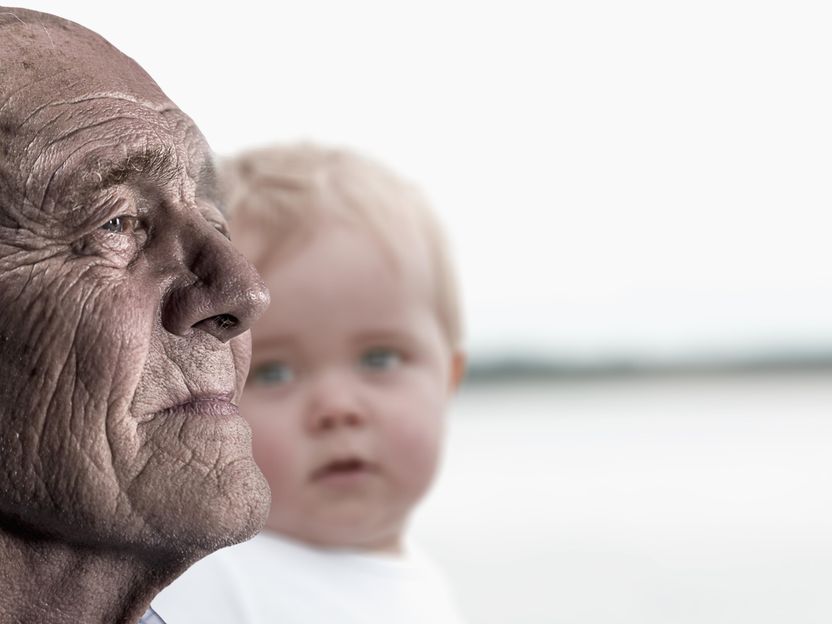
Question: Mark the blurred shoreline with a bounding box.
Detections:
[464,350,832,385]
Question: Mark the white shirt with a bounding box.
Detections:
[153,532,468,624]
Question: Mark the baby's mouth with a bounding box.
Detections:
[311,457,376,481]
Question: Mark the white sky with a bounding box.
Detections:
[18,1,832,361]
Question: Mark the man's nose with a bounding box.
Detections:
[161,217,270,343]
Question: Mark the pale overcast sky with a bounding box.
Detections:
[20,0,832,361]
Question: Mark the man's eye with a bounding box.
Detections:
[212,222,231,241]
[250,362,295,386]
[100,215,137,234]
[360,348,401,371]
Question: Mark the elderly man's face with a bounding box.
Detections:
[0,14,270,552]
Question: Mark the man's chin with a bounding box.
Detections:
[194,461,272,550]
[127,456,271,560]
[123,400,272,555]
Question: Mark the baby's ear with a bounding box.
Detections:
[448,350,467,393]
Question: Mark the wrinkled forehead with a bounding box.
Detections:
[0,8,213,218]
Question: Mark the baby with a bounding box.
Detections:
[154,144,467,623]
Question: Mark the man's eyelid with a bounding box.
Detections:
[99,213,148,234]
[92,196,147,233]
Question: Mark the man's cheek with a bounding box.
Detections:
[75,282,152,380]
[0,288,151,532]
[81,291,156,458]
[0,282,78,409]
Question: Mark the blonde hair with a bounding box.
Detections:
[224,143,463,350]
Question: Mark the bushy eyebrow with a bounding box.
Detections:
[45,145,180,227]
[53,144,223,226]
[90,145,178,191]
[90,147,222,208]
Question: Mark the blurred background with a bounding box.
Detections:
[20,1,832,622]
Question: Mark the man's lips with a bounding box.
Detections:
[155,393,239,419]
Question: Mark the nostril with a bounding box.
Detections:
[314,411,362,432]
[214,314,238,331]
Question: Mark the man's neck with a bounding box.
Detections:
[0,530,191,624]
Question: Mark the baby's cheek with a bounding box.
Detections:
[387,410,444,494]
[243,398,297,492]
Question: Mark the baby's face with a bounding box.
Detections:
[239,220,460,552]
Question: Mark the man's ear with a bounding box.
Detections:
[448,350,467,393]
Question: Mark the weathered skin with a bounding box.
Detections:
[0,8,271,623]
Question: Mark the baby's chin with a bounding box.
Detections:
[265,517,405,554]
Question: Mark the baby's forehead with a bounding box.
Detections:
[249,220,456,365]
[231,182,432,272]
[257,214,435,287]
[256,215,444,314]
[224,145,460,349]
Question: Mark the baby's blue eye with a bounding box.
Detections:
[250,362,294,385]
[360,348,401,371]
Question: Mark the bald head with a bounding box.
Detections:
[0,8,164,101]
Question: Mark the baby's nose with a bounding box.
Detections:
[313,410,364,432]
[305,373,366,433]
